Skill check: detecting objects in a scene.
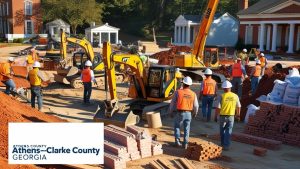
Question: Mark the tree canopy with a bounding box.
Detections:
[42,0,260,36]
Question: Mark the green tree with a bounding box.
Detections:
[42,0,103,34]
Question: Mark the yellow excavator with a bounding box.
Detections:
[94,42,178,127]
[172,0,225,83]
[54,30,125,88]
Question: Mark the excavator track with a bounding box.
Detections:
[70,73,126,89]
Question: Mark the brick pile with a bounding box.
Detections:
[232,133,282,150]
[104,125,163,169]
[245,101,300,147]
[185,141,222,161]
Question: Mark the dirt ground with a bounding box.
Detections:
[1,46,300,169]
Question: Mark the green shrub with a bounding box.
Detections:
[13,38,24,43]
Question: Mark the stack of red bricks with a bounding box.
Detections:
[185,141,222,161]
[104,125,163,169]
[127,125,153,158]
[151,141,163,155]
[245,101,300,147]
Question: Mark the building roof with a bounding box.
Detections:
[237,0,300,15]
[181,13,222,23]
[85,23,120,31]
[46,19,70,27]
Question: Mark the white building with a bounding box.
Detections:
[85,23,119,47]
[46,19,70,41]
[173,12,239,47]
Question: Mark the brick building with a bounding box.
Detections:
[237,0,300,54]
[0,0,42,40]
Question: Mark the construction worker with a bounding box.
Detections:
[81,60,96,104]
[0,57,16,95]
[238,48,249,65]
[230,58,247,99]
[250,60,262,94]
[214,80,241,151]
[258,53,268,76]
[168,76,199,149]
[199,68,217,122]
[28,61,47,111]
[27,48,39,64]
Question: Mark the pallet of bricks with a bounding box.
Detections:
[245,101,300,147]
[104,125,163,169]
[185,141,222,161]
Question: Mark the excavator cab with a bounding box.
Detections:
[147,65,176,100]
[203,48,219,67]
[72,52,103,70]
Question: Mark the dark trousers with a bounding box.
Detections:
[31,86,42,110]
[83,82,92,103]
[202,95,214,121]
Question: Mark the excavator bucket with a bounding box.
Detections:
[54,66,79,84]
[93,101,140,128]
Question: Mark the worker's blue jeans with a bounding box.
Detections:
[202,95,214,121]
[231,77,242,98]
[2,79,16,95]
[219,115,234,148]
[83,82,92,103]
[31,86,42,111]
[251,76,260,94]
[174,111,192,145]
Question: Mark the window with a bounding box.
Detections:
[25,1,32,15]
[25,20,33,34]
[245,25,253,44]
[6,2,8,16]
[110,33,116,44]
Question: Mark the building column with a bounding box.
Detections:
[287,23,295,53]
[271,23,278,52]
[108,32,111,43]
[259,23,265,51]
[187,24,190,45]
[174,26,177,43]
[266,25,271,51]
[116,32,119,45]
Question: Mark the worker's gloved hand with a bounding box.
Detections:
[235,115,240,122]
[192,113,197,118]
[245,75,248,79]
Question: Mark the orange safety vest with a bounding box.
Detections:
[253,65,262,77]
[81,68,92,82]
[176,88,195,111]
[0,62,11,81]
[232,63,243,77]
[259,57,266,67]
[202,78,216,95]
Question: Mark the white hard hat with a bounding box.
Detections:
[222,80,232,88]
[8,57,14,62]
[256,59,261,64]
[85,60,92,67]
[183,76,193,86]
[243,49,247,52]
[176,68,180,72]
[32,61,41,68]
[260,53,264,57]
[204,68,212,75]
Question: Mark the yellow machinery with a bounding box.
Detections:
[54,30,124,88]
[173,0,225,82]
[94,42,177,127]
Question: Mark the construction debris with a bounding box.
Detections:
[149,158,196,169]
[245,101,300,147]
[104,125,163,169]
[185,141,222,161]
[253,147,267,157]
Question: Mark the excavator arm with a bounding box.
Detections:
[103,42,146,101]
[193,0,219,63]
